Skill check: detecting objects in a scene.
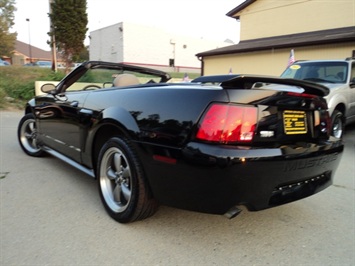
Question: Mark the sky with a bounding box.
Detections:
[12,0,244,51]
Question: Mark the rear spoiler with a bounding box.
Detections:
[221,75,329,97]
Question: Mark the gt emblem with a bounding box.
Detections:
[260,131,274,137]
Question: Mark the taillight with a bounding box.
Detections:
[196,103,257,143]
[286,92,317,99]
[315,110,331,136]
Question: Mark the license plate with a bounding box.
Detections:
[283,110,307,135]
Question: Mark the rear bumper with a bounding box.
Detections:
[141,139,344,215]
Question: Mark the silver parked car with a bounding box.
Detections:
[0,59,10,66]
[281,58,355,138]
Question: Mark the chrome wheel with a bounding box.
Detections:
[97,137,158,223]
[331,110,344,139]
[18,114,44,157]
[99,147,132,213]
[332,118,343,138]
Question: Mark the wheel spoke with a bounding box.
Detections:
[31,137,37,148]
[121,184,131,201]
[106,153,123,180]
[113,184,122,203]
[24,132,32,140]
[106,167,116,180]
[122,166,130,178]
[29,123,35,132]
[113,153,122,171]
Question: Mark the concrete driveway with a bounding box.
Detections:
[1,110,354,265]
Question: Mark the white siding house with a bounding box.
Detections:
[89,22,230,73]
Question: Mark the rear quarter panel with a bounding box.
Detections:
[83,85,229,147]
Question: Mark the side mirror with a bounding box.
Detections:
[41,83,56,93]
[350,77,355,88]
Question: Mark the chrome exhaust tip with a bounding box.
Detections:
[224,206,242,219]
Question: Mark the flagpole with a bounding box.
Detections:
[287,49,295,67]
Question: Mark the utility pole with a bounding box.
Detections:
[26,18,32,64]
[49,0,57,72]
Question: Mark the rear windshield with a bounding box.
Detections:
[281,61,348,83]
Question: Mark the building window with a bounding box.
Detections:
[169,59,175,67]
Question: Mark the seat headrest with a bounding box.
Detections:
[113,74,140,87]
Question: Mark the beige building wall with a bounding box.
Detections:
[233,0,355,40]
[203,42,355,76]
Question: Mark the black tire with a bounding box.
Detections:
[17,113,45,157]
[331,110,344,138]
[97,137,158,223]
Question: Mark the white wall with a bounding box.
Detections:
[90,23,124,62]
[89,22,229,71]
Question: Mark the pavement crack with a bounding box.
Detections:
[333,184,355,191]
[0,172,9,179]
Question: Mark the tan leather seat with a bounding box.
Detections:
[113,74,140,87]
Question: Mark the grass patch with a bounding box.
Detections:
[0,66,66,110]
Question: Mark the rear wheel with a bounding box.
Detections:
[97,137,158,223]
[17,113,45,157]
[331,110,344,138]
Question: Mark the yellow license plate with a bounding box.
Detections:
[283,110,307,135]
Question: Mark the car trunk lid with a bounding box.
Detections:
[216,76,331,144]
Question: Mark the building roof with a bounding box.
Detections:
[196,27,355,58]
[226,0,256,18]
[14,40,52,59]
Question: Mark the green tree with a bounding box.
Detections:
[48,0,88,72]
[0,0,17,58]
[73,45,89,62]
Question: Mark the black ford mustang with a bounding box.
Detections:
[18,61,343,223]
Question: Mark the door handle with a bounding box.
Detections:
[79,108,93,115]
[70,101,79,107]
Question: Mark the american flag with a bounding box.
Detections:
[183,73,189,82]
[287,49,295,67]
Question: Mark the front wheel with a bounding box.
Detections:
[331,110,344,138]
[17,113,45,157]
[97,137,158,223]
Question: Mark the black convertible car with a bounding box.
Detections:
[18,61,343,223]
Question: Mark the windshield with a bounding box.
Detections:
[281,61,348,84]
